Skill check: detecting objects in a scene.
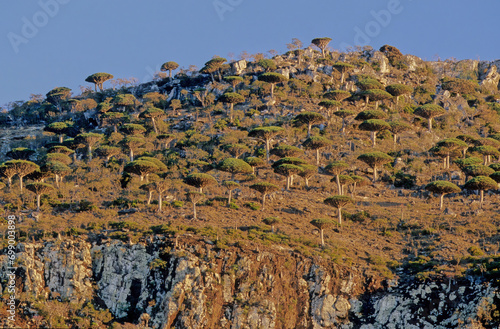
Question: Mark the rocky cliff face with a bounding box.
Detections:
[5,236,499,328]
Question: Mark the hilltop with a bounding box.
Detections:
[3,41,500,328]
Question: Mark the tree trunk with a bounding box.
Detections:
[152,118,158,134]
[304,178,309,188]
[480,190,484,208]
[286,176,291,190]
[428,118,432,132]
[7,177,11,189]
[88,146,93,161]
[228,189,232,205]
[130,149,134,161]
[373,165,378,183]
[316,149,320,166]
[37,194,41,211]
[338,207,343,225]
[147,191,152,205]
[59,135,64,143]
[336,174,342,195]
[266,139,271,162]
[229,103,234,123]
[271,225,275,234]
[270,84,275,98]
[262,194,266,210]
[307,123,312,138]
[371,131,377,147]
[440,194,444,210]
[193,202,197,219]
[158,193,163,212]
[320,229,325,247]
[19,176,23,193]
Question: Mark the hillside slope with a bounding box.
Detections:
[5,236,499,328]
[2,43,500,327]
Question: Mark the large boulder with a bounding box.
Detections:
[403,55,424,72]
[369,51,390,74]
[231,59,247,75]
[479,61,500,91]
[276,68,291,79]
[304,46,319,59]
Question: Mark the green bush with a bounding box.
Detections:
[415,271,433,282]
[487,102,500,115]
[348,211,371,223]
[392,171,417,189]
[150,258,169,270]
[407,255,439,274]
[387,260,402,268]
[78,200,96,212]
[229,202,239,210]
[368,254,387,266]
[468,245,485,256]
[246,108,260,117]
[244,202,261,211]
[441,77,478,95]
[109,221,140,231]
[108,232,129,242]
[67,227,86,236]
[110,197,131,209]
[87,222,104,231]
[402,105,416,115]
[171,201,184,208]
[4,203,18,211]
[150,224,177,235]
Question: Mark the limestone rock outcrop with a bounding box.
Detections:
[5,237,500,328]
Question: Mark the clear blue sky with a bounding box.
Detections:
[1,0,498,106]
